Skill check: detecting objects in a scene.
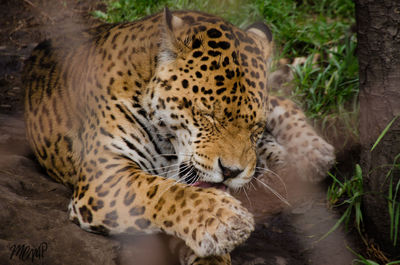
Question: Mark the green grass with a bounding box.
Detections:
[93,0,261,27]
[387,153,400,247]
[326,118,400,243]
[348,246,400,265]
[326,162,400,262]
[326,118,400,263]
[324,164,364,239]
[92,0,163,22]
[372,116,400,247]
[256,0,355,57]
[257,0,358,119]
[289,35,358,119]
[368,116,400,247]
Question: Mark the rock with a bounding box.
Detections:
[0,115,120,265]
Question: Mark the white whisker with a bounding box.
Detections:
[254,177,291,206]
[249,181,257,191]
[242,186,252,209]
[255,166,288,198]
[186,170,200,186]
[156,165,195,198]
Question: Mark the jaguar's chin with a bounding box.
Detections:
[192,181,228,191]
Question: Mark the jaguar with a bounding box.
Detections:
[23,8,335,264]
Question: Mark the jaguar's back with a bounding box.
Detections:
[24,13,163,185]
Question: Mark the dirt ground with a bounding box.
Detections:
[0,0,358,264]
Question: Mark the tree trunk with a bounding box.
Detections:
[355,0,400,254]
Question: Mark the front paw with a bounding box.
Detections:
[183,190,254,258]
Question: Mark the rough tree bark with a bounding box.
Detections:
[355,0,400,254]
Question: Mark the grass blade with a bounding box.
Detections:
[371,116,399,151]
[394,204,399,246]
[319,206,351,241]
[346,246,380,265]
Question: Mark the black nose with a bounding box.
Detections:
[218,158,243,180]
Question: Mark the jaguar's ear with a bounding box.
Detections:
[246,22,273,42]
[164,7,184,33]
[159,7,186,63]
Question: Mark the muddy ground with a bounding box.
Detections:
[0,0,358,264]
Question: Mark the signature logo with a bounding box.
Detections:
[9,242,48,263]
